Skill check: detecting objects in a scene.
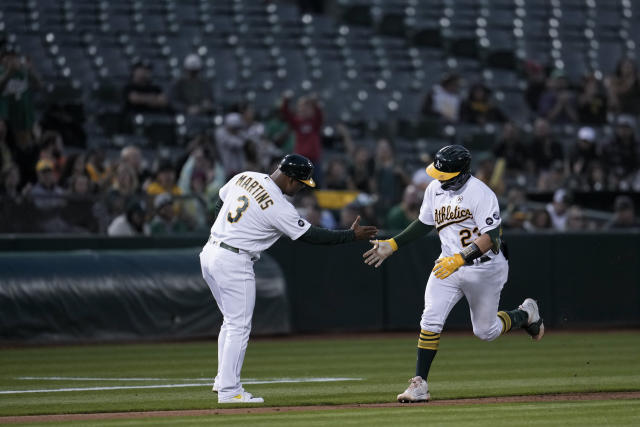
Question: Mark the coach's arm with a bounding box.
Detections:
[299,216,377,245]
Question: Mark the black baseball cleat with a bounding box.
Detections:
[519,298,544,341]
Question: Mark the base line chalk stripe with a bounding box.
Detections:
[18,377,226,382]
[1,377,363,394]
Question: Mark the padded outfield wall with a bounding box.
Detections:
[0,232,638,343]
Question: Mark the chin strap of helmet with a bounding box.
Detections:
[440,172,471,191]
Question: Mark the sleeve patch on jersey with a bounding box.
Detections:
[298,219,305,227]
[493,212,500,220]
[486,217,494,225]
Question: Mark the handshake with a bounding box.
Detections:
[363,238,464,279]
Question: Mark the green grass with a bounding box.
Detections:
[22,400,640,426]
[1,331,639,419]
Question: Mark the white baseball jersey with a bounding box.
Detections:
[210,171,311,254]
[418,176,502,259]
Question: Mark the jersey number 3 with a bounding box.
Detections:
[227,196,249,223]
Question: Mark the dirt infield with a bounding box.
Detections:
[2,391,639,424]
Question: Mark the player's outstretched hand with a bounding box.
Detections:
[363,239,394,268]
[350,215,378,240]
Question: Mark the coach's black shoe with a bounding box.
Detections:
[519,298,545,341]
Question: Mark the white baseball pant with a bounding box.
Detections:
[420,254,509,341]
[199,242,256,399]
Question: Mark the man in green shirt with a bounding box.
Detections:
[385,184,422,230]
[0,48,41,149]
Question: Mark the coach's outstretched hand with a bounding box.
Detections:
[363,239,395,268]
[351,216,378,240]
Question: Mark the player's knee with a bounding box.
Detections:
[472,325,498,342]
[419,321,443,335]
[225,322,252,334]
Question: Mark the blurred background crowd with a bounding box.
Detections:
[0,0,639,235]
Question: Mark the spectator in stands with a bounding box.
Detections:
[37,131,65,181]
[602,115,639,186]
[606,57,640,116]
[295,193,336,229]
[502,186,528,230]
[524,60,546,113]
[146,160,182,197]
[59,152,87,189]
[538,70,578,123]
[324,157,352,190]
[633,168,640,192]
[171,54,213,115]
[64,173,99,233]
[568,126,600,179]
[107,199,149,236]
[565,205,587,231]
[9,119,39,187]
[474,152,500,190]
[179,169,208,231]
[111,164,139,198]
[120,145,144,181]
[385,184,422,230]
[474,151,506,194]
[215,112,246,179]
[178,144,214,194]
[29,158,65,209]
[123,60,169,115]
[177,135,225,212]
[176,144,217,230]
[67,173,91,196]
[85,148,110,189]
[281,91,324,166]
[265,105,294,154]
[1,163,23,199]
[504,210,527,230]
[524,209,553,231]
[411,153,434,191]
[0,119,12,172]
[338,123,375,193]
[241,103,263,143]
[241,103,280,171]
[460,83,505,124]
[338,202,362,229]
[422,73,461,122]
[537,160,567,192]
[606,195,640,229]
[586,161,609,192]
[577,73,608,125]
[300,202,323,227]
[545,188,570,231]
[493,121,527,174]
[372,138,409,220]
[529,118,564,173]
[0,47,41,149]
[149,193,188,235]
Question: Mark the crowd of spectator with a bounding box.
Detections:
[0,41,639,235]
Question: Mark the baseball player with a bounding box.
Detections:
[201,154,377,403]
[363,145,543,403]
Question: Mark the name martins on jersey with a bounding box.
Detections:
[233,174,274,210]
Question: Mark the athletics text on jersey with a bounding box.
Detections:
[418,176,501,259]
